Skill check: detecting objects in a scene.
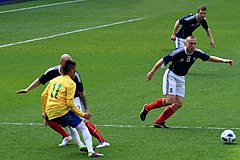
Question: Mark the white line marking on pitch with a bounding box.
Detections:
[0,0,85,14]
[0,17,146,48]
[0,122,238,130]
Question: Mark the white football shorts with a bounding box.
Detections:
[175,37,186,48]
[74,97,85,112]
[162,69,185,97]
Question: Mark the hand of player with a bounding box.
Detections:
[210,39,215,48]
[147,72,154,81]
[42,114,48,127]
[16,89,28,94]
[85,108,90,114]
[84,112,92,120]
[224,59,234,66]
[44,118,48,126]
[170,34,176,41]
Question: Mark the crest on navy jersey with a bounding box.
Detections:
[195,22,200,27]
[178,58,184,63]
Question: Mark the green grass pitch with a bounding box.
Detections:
[0,0,240,159]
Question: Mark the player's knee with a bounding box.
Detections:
[174,103,182,110]
[166,98,175,105]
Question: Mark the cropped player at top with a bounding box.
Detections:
[171,6,214,48]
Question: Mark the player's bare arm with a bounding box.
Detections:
[41,87,49,126]
[208,56,234,66]
[80,92,89,113]
[147,58,165,80]
[206,28,215,48]
[16,78,41,94]
[171,20,180,41]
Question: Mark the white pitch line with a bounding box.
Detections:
[0,122,43,126]
[97,124,240,130]
[0,122,239,130]
[0,17,146,48]
[0,0,85,14]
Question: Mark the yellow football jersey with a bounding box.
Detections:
[41,75,85,120]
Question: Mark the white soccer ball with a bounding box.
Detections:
[220,129,236,144]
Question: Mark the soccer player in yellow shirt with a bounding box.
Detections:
[41,60,104,157]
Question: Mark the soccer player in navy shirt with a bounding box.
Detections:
[16,54,110,148]
[140,35,233,128]
[170,6,214,48]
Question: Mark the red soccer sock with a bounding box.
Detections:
[155,105,176,124]
[85,121,106,142]
[145,98,167,111]
[48,120,70,137]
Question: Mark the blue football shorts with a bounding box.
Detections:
[52,110,82,128]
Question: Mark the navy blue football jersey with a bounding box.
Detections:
[176,14,209,39]
[163,47,210,76]
[39,65,84,97]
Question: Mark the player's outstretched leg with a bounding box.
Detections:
[145,98,167,111]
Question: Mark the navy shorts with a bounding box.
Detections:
[52,110,82,128]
